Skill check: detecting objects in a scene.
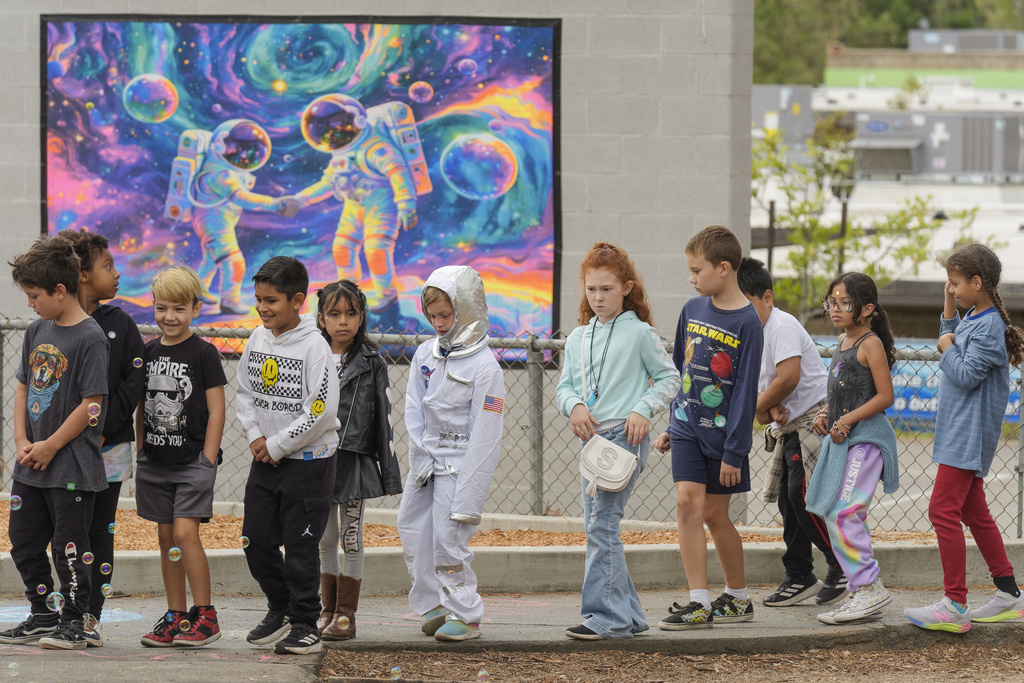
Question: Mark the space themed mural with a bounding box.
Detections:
[43,16,559,335]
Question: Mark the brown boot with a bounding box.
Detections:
[316,573,338,634]
[322,575,360,641]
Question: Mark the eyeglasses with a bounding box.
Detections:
[822,299,854,313]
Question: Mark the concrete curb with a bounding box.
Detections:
[6,540,1024,597]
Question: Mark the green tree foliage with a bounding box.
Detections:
[752,128,977,323]
[755,0,1024,85]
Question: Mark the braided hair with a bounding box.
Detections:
[315,279,377,357]
[942,244,1024,367]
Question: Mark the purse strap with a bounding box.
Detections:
[580,323,588,402]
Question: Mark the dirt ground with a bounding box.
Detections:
[0,507,939,553]
[319,645,1024,682]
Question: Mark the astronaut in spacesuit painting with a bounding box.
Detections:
[292,94,431,327]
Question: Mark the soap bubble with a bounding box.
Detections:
[36,584,47,595]
[122,74,179,124]
[101,583,113,598]
[46,592,64,612]
[8,661,18,677]
[390,667,402,680]
[100,563,112,575]
[178,619,191,631]
[108,523,116,534]
[240,536,250,548]
[88,416,99,427]
[10,495,22,511]
[408,81,434,103]
[477,671,490,682]
[82,552,94,565]
[165,611,175,623]
[168,547,182,561]
[440,133,518,200]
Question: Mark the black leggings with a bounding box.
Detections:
[87,481,122,619]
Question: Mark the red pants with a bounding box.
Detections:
[929,464,1015,604]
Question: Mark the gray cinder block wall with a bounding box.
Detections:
[0,0,753,335]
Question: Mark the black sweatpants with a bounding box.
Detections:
[87,480,122,619]
[242,456,336,627]
[778,431,840,579]
[10,480,96,622]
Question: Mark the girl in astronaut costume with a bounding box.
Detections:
[397,266,505,642]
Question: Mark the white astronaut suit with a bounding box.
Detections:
[397,266,506,626]
[190,119,287,314]
[295,94,418,314]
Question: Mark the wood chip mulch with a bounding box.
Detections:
[0,507,939,553]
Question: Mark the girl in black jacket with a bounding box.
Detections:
[314,280,402,640]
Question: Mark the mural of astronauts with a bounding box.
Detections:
[165,119,298,315]
[292,94,431,327]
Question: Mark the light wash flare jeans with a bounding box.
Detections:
[578,425,650,638]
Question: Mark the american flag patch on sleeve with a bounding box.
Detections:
[483,395,504,414]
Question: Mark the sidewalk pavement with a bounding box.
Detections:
[2,587,1023,683]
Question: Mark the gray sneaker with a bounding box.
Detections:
[969,591,1024,623]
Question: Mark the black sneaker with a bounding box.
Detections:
[82,613,104,647]
[816,566,849,605]
[274,622,321,655]
[246,610,290,645]
[711,593,755,623]
[565,624,604,640]
[38,620,89,650]
[763,575,822,607]
[657,601,713,630]
[0,612,59,644]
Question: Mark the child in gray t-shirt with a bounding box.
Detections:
[0,236,109,651]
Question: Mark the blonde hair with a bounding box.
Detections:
[152,266,202,306]
[422,285,452,309]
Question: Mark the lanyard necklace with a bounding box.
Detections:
[588,312,622,407]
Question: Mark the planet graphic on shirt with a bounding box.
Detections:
[681,372,692,393]
[710,351,733,378]
[674,404,688,422]
[701,383,724,408]
[714,412,727,428]
[684,338,696,366]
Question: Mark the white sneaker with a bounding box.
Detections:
[969,590,1024,623]
[904,596,971,633]
[817,595,852,625]
[832,579,891,622]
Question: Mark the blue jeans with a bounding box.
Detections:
[579,425,650,638]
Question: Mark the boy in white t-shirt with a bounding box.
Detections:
[738,258,847,607]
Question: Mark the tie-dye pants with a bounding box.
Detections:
[822,442,883,591]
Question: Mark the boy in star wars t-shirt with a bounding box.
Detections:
[136,266,227,648]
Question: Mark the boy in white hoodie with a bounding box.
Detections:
[236,256,340,655]
[397,266,506,642]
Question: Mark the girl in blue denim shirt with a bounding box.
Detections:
[555,243,680,640]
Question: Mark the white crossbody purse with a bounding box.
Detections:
[578,322,639,497]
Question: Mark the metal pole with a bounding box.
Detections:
[767,200,776,273]
[526,334,545,515]
[1017,382,1023,538]
[838,198,848,273]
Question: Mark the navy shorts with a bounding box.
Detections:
[670,432,751,495]
[136,450,219,524]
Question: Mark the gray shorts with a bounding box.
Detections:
[136,450,218,524]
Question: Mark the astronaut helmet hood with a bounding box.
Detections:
[209,119,272,171]
[423,266,490,358]
[301,94,370,154]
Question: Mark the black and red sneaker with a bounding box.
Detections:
[172,605,221,647]
[140,610,186,648]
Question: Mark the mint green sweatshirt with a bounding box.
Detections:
[556,311,680,424]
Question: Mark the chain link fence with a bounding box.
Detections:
[2,318,1022,537]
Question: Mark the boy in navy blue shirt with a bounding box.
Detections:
[654,225,763,630]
